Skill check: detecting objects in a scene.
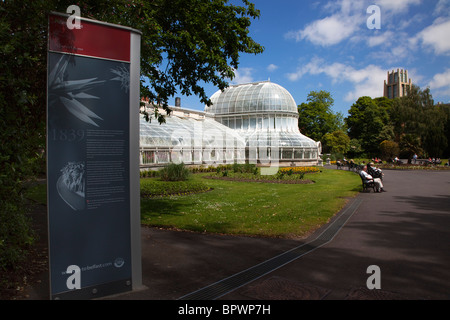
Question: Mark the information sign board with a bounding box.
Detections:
[47,12,141,299]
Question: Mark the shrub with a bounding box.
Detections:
[0,154,38,271]
[140,170,159,178]
[380,140,400,161]
[276,171,285,179]
[231,162,257,174]
[159,163,190,181]
[0,200,35,271]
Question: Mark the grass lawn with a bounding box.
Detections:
[141,168,360,238]
[25,168,361,239]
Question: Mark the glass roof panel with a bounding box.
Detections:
[207,81,298,115]
[140,114,246,149]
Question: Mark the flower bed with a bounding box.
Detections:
[205,166,319,184]
[204,174,314,184]
[278,166,321,174]
[377,163,450,170]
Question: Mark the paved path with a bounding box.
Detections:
[26,169,450,300]
[221,169,450,300]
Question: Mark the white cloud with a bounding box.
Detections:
[405,68,425,87]
[299,15,359,46]
[374,0,422,13]
[267,64,279,72]
[434,0,450,16]
[286,57,323,81]
[323,0,366,15]
[287,57,387,101]
[230,67,254,84]
[367,31,394,47]
[344,65,388,101]
[285,0,364,47]
[287,0,428,48]
[396,13,426,30]
[416,18,450,55]
[429,69,450,88]
[429,68,450,96]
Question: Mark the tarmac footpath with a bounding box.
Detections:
[25,170,450,300]
[219,169,450,300]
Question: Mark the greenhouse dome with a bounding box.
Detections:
[205,81,299,115]
[205,81,321,165]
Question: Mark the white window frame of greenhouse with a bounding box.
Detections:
[140,81,322,169]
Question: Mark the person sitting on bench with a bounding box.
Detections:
[360,165,386,192]
[367,162,383,180]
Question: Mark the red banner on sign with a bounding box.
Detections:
[49,14,130,62]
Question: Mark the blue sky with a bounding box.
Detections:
[169,0,450,116]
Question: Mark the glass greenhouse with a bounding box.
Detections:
[140,113,246,166]
[140,81,321,167]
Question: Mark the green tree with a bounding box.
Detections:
[422,107,448,158]
[322,130,350,155]
[1,0,263,270]
[441,104,450,157]
[347,138,363,158]
[1,0,51,271]
[390,85,448,158]
[297,90,343,142]
[390,85,428,143]
[399,134,423,160]
[345,96,391,156]
[379,140,399,160]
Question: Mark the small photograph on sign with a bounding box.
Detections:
[57,161,86,211]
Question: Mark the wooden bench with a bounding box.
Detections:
[359,171,376,192]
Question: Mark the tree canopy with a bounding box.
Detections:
[390,85,448,158]
[345,96,392,156]
[322,130,350,155]
[0,0,263,270]
[297,87,448,160]
[297,90,344,142]
[344,86,449,159]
